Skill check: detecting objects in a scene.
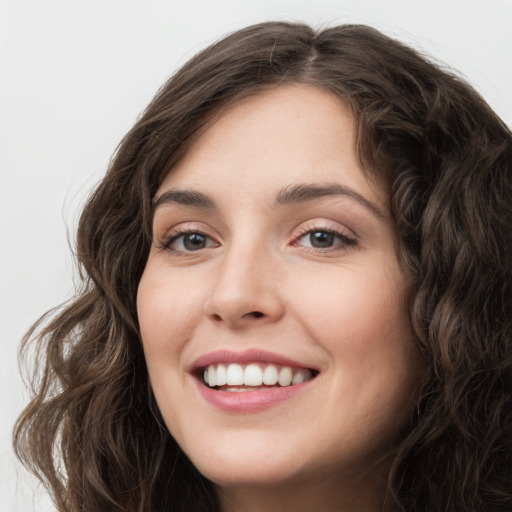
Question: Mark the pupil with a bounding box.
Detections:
[310,231,334,248]
[184,233,206,250]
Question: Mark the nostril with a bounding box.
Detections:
[206,308,268,324]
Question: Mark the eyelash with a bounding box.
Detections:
[291,226,358,252]
[160,228,218,254]
[158,225,358,256]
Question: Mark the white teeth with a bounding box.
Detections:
[226,363,244,385]
[262,364,278,385]
[244,364,263,386]
[292,369,306,385]
[216,364,227,386]
[208,366,216,387]
[278,367,293,386]
[204,362,314,387]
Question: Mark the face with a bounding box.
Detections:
[137,85,423,494]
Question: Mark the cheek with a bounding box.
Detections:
[137,266,204,360]
[136,267,206,438]
[292,264,420,443]
[290,259,420,407]
[291,261,411,350]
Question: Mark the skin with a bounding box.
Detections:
[137,85,424,512]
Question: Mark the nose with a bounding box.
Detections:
[203,240,285,329]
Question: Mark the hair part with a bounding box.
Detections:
[14,21,512,512]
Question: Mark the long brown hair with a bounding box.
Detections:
[14,22,512,512]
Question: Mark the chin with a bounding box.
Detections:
[198,460,308,490]
[184,433,310,488]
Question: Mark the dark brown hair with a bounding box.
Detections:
[14,22,512,512]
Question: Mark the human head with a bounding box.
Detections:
[15,22,512,512]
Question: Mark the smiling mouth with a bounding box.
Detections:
[200,362,318,391]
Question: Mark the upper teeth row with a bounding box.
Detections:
[204,363,313,387]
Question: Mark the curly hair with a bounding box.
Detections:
[14,22,512,512]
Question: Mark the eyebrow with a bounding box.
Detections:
[153,189,216,210]
[274,183,385,218]
[153,182,384,218]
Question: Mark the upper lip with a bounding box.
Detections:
[190,348,318,372]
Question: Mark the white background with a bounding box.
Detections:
[1,1,511,510]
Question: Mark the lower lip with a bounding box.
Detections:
[194,378,314,413]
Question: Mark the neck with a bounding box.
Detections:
[217,471,389,512]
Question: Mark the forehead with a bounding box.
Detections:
[157,85,384,209]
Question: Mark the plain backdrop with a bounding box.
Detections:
[1,1,511,510]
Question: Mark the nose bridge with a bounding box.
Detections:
[204,231,283,326]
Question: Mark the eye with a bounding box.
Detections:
[163,231,218,252]
[294,229,357,250]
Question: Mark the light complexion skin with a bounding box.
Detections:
[137,85,424,512]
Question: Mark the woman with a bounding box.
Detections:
[14,22,512,512]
